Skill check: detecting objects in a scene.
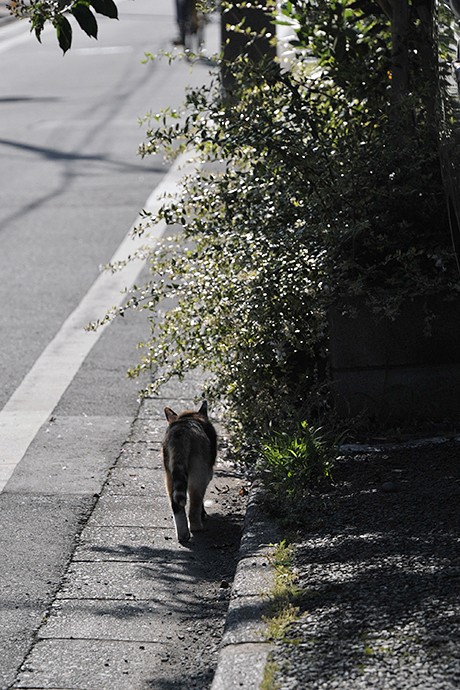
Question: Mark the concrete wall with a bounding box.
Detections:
[328,297,460,421]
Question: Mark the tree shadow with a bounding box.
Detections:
[0,96,60,104]
[86,509,244,604]
[0,56,164,234]
[273,443,460,686]
[144,667,215,690]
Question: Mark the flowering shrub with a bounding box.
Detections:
[92,1,460,453]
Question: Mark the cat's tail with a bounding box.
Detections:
[171,464,188,508]
[167,430,191,510]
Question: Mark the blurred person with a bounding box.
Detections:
[173,0,187,45]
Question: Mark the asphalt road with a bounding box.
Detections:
[0,3,219,687]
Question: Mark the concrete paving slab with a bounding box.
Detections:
[87,494,173,529]
[143,382,202,403]
[13,638,170,690]
[138,373,206,411]
[72,525,171,562]
[129,418,166,444]
[55,560,194,601]
[117,442,163,470]
[105,466,166,496]
[40,598,177,642]
[137,397,201,419]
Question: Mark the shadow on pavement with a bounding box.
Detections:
[272,443,460,687]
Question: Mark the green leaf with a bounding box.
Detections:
[89,0,118,20]
[34,21,45,43]
[56,15,73,53]
[72,4,98,38]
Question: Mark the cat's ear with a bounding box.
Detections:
[164,407,178,423]
[198,400,208,417]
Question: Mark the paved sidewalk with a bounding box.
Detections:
[8,374,249,690]
[6,368,458,690]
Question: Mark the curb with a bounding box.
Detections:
[211,485,280,690]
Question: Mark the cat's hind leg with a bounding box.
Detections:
[165,466,190,542]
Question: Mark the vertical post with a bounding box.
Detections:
[414,0,437,121]
[391,0,410,105]
[221,0,276,91]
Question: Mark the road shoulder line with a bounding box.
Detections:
[0,152,197,492]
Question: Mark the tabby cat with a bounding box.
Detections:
[162,401,217,542]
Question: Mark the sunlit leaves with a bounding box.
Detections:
[55,13,72,52]
[94,1,458,454]
[72,2,98,38]
[89,0,118,19]
[10,0,118,52]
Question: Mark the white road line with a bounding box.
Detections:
[0,152,197,493]
[73,46,134,55]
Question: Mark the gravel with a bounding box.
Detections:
[269,441,460,690]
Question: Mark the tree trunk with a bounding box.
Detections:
[221,0,276,92]
[391,0,410,106]
[414,0,437,123]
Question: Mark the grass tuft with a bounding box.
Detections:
[263,541,302,642]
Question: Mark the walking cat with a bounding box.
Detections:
[162,401,217,542]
